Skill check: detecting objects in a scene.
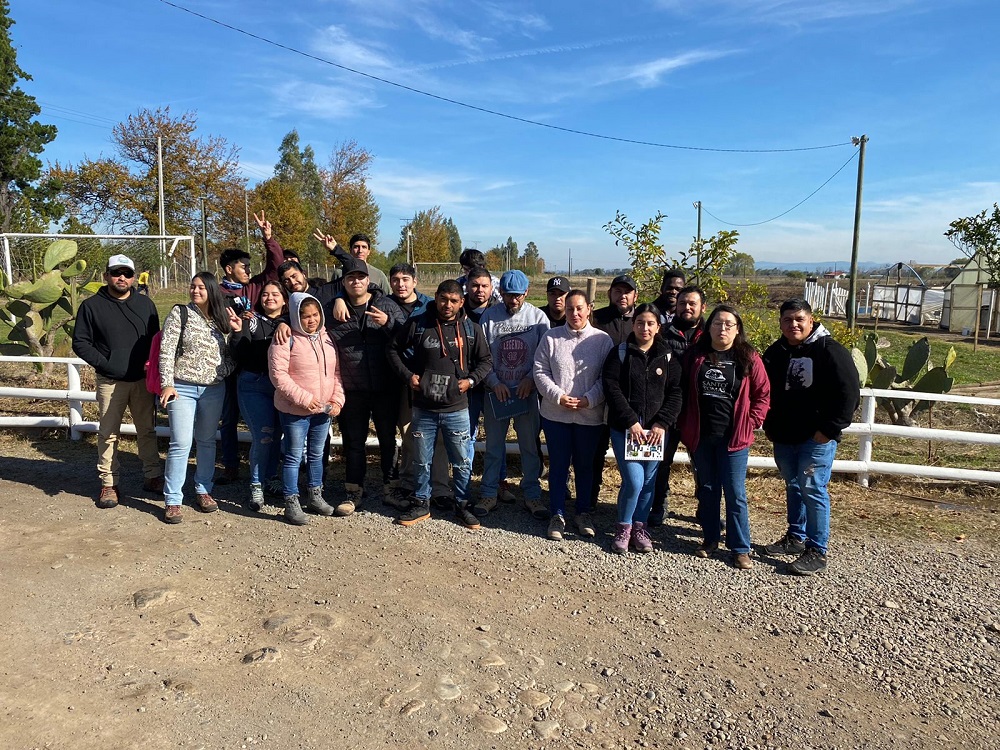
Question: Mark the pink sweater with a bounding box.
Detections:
[268,329,345,417]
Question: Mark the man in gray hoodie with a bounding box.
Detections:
[474,270,550,517]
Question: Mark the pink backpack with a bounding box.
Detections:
[145,305,188,395]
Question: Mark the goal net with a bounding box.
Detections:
[0,233,197,291]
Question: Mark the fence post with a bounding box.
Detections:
[857,391,876,487]
[67,362,84,440]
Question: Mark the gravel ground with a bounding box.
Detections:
[1,433,998,749]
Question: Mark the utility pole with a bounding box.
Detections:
[693,201,702,285]
[847,135,868,331]
[157,136,166,284]
[244,191,250,251]
[568,248,573,278]
[199,196,208,271]
[406,229,413,265]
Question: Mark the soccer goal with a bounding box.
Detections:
[0,233,197,291]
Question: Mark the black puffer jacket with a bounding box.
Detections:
[661,319,704,359]
[327,291,406,392]
[231,313,285,375]
[602,335,683,431]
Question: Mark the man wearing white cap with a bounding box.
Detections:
[73,254,163,508]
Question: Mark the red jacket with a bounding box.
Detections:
[678,348,771,454]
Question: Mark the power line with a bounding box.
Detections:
[156,0,852,154]
[700,149,860,227]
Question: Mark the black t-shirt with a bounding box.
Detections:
[698,350,739,439]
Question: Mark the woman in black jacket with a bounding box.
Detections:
[232,280,288,511]
[602,303,682,554]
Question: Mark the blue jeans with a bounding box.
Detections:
[481,396,541,501]
[412,407,472,504]
[468,388,506,480]
[164,380,226,506]
[237,370,281,486]
[692,436,751,554]
[610,429,659,524]
[541,417,601,517]
[773,439,837,554]
[280,412,331,497]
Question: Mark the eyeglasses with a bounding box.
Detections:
[711,320,738,330]
[108,268,134,279]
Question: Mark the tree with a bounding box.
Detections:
[726,252,755,279]
[51,107,245,252]
[444,217,462,261]
[946,204,1000,287]
[272,129,324,258]
[320,140,380,251]
[523,241,544,275]
[393,207,453,265]
[604,209,739,302]
[0,0,62,233]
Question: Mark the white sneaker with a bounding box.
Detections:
[547,514,566,541]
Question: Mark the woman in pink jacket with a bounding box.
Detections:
[678,304,770,570]
[268,292,345,525]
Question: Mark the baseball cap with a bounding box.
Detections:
[106,254,135,272]
[546,276,570,293]
[610,274,638,292]
[341,257,370,278]
[499,270,530,294]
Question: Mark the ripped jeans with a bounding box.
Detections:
[237,370,282,486]
[411,407,472,504]
[773,439,838,554]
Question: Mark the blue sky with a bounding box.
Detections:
[9,0,1000,270]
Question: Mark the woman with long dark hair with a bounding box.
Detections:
[602,303,682,554]
[159,272,242,524]
[677,304,770,569]
[232,279,288,511]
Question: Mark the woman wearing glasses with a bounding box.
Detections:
[678,304,770,569]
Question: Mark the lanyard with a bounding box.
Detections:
[435,319,465,372]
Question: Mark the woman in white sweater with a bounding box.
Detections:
[533,290,614,541]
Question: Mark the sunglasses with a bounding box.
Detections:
[108,268,135,279]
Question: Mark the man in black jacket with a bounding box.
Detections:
[387,280,492,529]
[649,285,706,526]
[327,258,405,515]
[762,299,860,575]
[72,254,162,508]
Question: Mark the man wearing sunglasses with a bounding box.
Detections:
[73,254,164,508]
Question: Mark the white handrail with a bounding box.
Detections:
[3,357,1000,484]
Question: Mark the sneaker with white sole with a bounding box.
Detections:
[630,522,653,553]
[547,514,566,541]
[610,523,631,554]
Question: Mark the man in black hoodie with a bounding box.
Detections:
[388,280,492,529]
[762,299,860,575]
[72,254,163,508]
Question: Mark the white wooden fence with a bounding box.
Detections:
[2,355,1000,486]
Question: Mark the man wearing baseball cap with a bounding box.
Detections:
[474,270,550,518]
[540,276,570,327]
[73,254,163,508]
[588,273,640,509]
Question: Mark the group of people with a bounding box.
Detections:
[71,219,859,575]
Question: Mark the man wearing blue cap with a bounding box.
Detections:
[474,270,550,517]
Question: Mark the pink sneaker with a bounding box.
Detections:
[611,523,631,555]
[630,522,653,553]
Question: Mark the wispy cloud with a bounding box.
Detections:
[601,49,738,88]
[652,0,923,27]
[273,79,381,120]
[478,2,550,34]
[310,25,395,70]
[370,163,483,211]
[339,0,488,51]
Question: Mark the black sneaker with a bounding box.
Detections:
[431,495,454,510]
[455,504,481,530]
[397,499,431,526]
[763,533,806,556]
[789,547,828,576]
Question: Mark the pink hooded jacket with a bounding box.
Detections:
[268,292,345,417]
